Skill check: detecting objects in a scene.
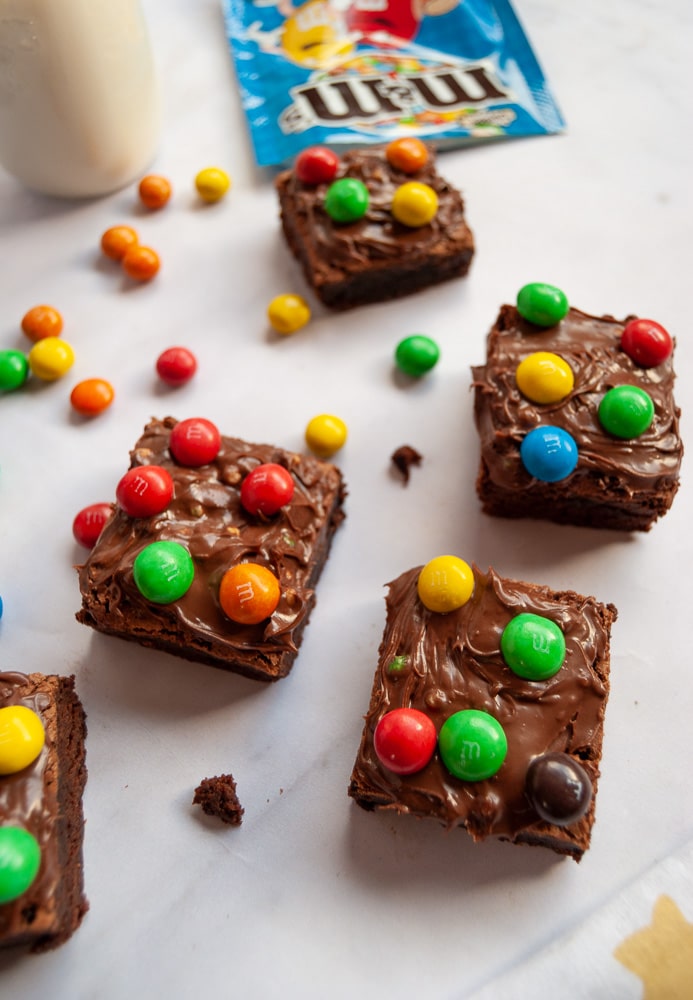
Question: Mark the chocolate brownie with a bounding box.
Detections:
[472,304,682,530]
[0,672,88,951]
[275,145,474,309]
[349,564,617,860]
[76,417,346,681]
[193,774,244,826]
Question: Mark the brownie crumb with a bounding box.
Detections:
[391,445,423,485]
[193,774,244,826]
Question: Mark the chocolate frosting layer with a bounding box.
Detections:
[77,418,346,677]
[350,566,617,854]
[472,305,682,496]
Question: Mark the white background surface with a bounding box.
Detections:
[1,1,692,997]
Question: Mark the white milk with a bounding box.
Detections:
[0,0,161,197]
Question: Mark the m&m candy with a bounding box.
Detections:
[525,752,593,825]
[501,613,566,680]
[515,352,574,404]
[169,417,221,467]
[305,414,347,458]
[394,334,440,377]
[0,705,45,774]
[28,337,75,381]
[267,294,311,335]
[133,541,194,604]
[324,178,369,223]
[122,245,160,281]
[520,425,578,482]
[116,466,174,518]
[516,283,569,327]
[373,708,437,775]
[0,827,41,904]
[219,563,280,625]
[156,347,198,386]
[598,385,655,439]
[417,556,474,614]
[391,182,438,228]
[101,225,139,261]
[138,174,172,210]
[70,378,115,416]
[240,464,295,517]
[72,502,112,548]
[438,710,507,781]
[195,167,231,203]
[295,146,340,185]
[0,350,29,392]
[620,318,673,368]
[21,304,63,342]
[385,137,428,174]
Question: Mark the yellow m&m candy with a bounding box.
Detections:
[0,706,45,774]
[305,413,347,458]
[417,556,474,614]
[515,352,574,404]
[391,182,438,228]
[195,167,231,203]
[28,337,75,381]
[268,294,311,335]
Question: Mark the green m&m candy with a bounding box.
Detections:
[598,384,654,439]
[324,178,369,223]
[395,334,440,377]
[0,826,41,904]
[501,613,566,680]
[438,709,507,781]
[517,283,569,327]
[133,541,194,604]
[0,350,30,392]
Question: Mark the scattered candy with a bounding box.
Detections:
[0,706,45,774]
[219,563,280,625]
[27,337,75,381]
[169,417,221,467]
[0,827,41,904]
[391,182,438,228]
[240,463,295,517]
[138,174,172,210]
[155,346,197,387]
[116,465,174,518]
[305,413,347,458]
[394,334,440,377]
[72,503,112,548]
[373,708,437,775]
[267,293,311,335]
[515,351,574,404]
[70,378,115,416]
[438,709,508,781]
[121,244,160,281]
[525,752,593,825]
[500,613,566,680]
[21,304,63,342]
[520,425,578,482]
[516,283,569,327]
[295,146,339,185]
[598,385,654,439]
[195,167,231,203]
[385,137,428,174]
[324,177,369,223]
[100,225,139,261]
[0,595,3,619]
[417,555,474,614]
[620,318,673,368]
[0,350,29,392]
[133,541,194,603]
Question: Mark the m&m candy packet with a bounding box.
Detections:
[222,0,564,166]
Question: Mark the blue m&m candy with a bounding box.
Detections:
[520,426,578,482]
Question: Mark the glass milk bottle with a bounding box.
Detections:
[0,0,161,197]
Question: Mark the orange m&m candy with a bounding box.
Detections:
[385,138,429,174]
[138,174,172,210]
[21,305,63,342]
[70,378,115,416]
[219,563,280,625]
[101,225,139,261]
[122,245,160,281]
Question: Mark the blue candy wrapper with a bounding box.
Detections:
[222,0,564,167]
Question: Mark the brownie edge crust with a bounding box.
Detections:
[349,565,617,860]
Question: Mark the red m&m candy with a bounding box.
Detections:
[169,418,221,467]
[295,146,340,185]
[373,708,437,775]
[116,466,174,518]
[240,464,295,517]
[72,502,112,548]
[156,347,198,387]
[621,318,673,368]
